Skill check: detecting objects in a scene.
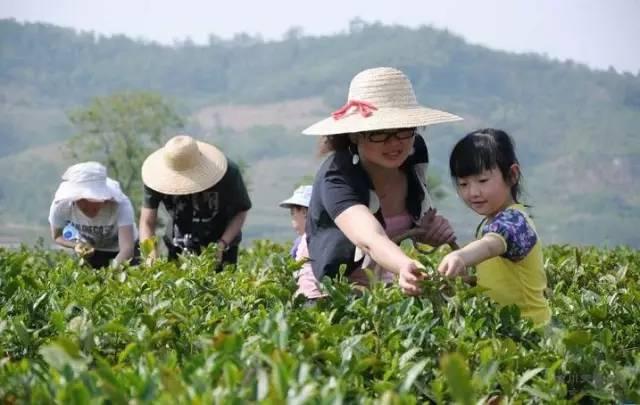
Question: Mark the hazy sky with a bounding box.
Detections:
[2,0,639,73]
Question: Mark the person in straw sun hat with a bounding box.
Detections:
[48,161,138,269]
[139,135,251,270]
[295,67,463,300]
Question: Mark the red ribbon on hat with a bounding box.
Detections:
[332,100,378,120]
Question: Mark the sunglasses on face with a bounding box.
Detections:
[360,128,416,143]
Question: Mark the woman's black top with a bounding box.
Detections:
[306,135,430,280]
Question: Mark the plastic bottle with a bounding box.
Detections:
[62,223,85,242]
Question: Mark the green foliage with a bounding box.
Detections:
[0,243,639,402]
[66,91,184,210]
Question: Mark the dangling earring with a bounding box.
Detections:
[349,144,360,165]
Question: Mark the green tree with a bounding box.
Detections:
[66,91,184,210]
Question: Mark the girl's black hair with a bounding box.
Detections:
[449,128,522,203]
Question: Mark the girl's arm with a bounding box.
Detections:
[335,204,426,295]
[114,225,135,265]
[51,225,95,257]
[49,201,79,250]
[437,234,506,277]
[51,226,76,249]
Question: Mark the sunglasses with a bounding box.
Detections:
[360,128,416,143]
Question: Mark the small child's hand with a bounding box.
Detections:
[437,252,466,278]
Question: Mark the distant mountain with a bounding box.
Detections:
[0,19,638,247]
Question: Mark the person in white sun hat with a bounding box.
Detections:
[296,67,463,299]
[48,161,138,268]
[139,135,251,271]
[279,185,312,259]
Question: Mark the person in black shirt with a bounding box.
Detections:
[298,67,462,297]
[139,135,251,270]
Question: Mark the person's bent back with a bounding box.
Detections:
[139,135,251,271]
[48,161,138,269]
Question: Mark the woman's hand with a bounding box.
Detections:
[74,242,95,258]
[418,208,456,246]
[144,253,157,267]
[398,260,427,296]
[437,252,467,278]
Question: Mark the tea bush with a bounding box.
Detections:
[1,242,638,403]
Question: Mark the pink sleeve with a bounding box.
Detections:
[295,234,309,261]
[294,233,327,299]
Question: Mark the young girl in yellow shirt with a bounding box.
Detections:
[438,129,550,326]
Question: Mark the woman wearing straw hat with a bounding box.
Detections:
[139,135,251,270]
[297,67,462,298]
[48,161,138,268]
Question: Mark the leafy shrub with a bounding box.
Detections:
[0,243,638,403]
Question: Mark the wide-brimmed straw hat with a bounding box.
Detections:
[302,67,462,136]
[279,185,312,208]
[53,161,127,203]
[141,135,228,195]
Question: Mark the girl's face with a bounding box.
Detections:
[290,206,307,235]
[355,128,415,169]
[456,167,517,217]
[76,199,107,218]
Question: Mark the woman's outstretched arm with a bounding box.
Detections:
[335,204,426,295]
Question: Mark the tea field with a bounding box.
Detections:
[1,242,639,403]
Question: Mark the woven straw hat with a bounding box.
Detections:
[141,135,228,195]
[302,67,462,136]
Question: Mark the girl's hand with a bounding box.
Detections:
[437,252,466,278]
[398,260,427,296]
[418,208,456,246]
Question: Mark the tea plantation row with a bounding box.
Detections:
[0,242,638,403]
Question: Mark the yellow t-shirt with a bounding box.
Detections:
[475,204,551,326]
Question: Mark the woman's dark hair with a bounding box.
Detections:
[317,127,421,156]
[317,134,352,156]
[449,128,522,202]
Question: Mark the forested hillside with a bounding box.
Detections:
[1,18,639,246]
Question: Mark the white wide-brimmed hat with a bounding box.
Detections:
[279,185,312,208]
[141,135,228,195]
[53,161,127,203]
[302,67,462,136]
